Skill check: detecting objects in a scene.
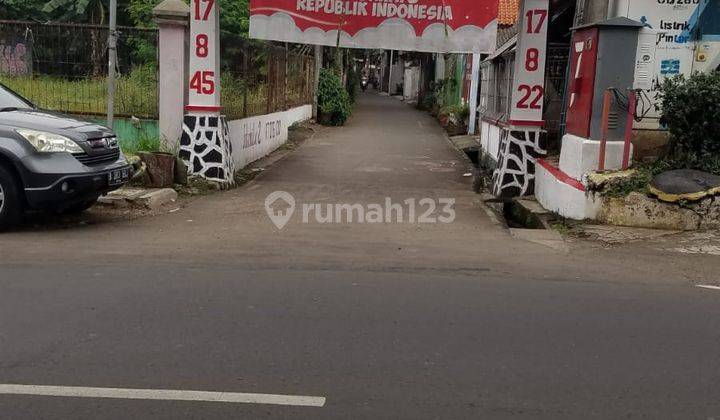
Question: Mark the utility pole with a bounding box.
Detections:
[313,45,322,119]
[107,0,118,129]
[467,53,481,135]
[388,50,394,94]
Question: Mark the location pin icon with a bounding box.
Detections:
[265,191,296,230]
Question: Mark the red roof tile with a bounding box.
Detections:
[498,0,520,26]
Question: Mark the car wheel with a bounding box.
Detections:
[56,197,99,215]
[0,165,23,231]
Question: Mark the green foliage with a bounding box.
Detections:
[318,68,352,126]
[220,72,270,120]
[124,131,160,154]
[2,0,134,23]
[600,170,652,198]
[440,104,469,122]
[417,92,435,111]
[42,0,114,23]
[457,104,470,122]
[594,161,671,198]
[127,35,157,64]
[432,77,459,108]
[0,0,47,19]
[0,65,158,118]
[660,72,720,174]
[127,0,249,33]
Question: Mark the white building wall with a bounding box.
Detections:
[227,105,312,169]
[609,0,702,129]
[403,66,420,102]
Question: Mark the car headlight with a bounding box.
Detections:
[16,129,83,153]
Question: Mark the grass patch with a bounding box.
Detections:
[1,68,276,121]
[1,65,159,119]
[588,161,674,198]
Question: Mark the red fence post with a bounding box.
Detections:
[622,90,636,170]
[598,90,612,172]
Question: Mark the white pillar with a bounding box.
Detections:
[153,0,189,151]
[388,50,394,94]
[178,0,235,186]
[467,53,481,135]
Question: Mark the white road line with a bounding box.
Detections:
[696,285,720,291]
[0,384,326,407]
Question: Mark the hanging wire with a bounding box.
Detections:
[607,87,654,122]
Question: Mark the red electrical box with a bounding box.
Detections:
[564,18,645,141]
[565,28,598,138]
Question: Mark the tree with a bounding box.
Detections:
[39,0,135,75]
[42,0,108,22]
[0,0,49,20]
[127,0,249,34]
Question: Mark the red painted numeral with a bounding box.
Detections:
[190,71,215,94]
[525,48,540,71]
[516,84,544,110]
[196,34,209,58]
[525,9,548,34]
[193,0,215,20]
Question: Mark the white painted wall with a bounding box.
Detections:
[434,53,445,81]
[558,134,633,180]
[389,59,404,95]
[488,125,501,160]
[227,104,312,169]
[403,66,420,102]
[479,120,505,169]
[535,163,602,221]
[480,121,490,153]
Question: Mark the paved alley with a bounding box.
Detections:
[1,94,719,419]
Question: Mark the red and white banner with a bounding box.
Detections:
[249,0,498,53]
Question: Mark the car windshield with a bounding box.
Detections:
[0,84,33,110]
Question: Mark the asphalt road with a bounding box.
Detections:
[1,94,719,419]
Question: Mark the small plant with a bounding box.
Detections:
[599,170,652,198]
[439,104,470,124]
[589,161,672,198]
[135,135,161,153]
[122,117,161,155]
[660,72,720,174]
[457,104,470,123]
[318,68,352,126]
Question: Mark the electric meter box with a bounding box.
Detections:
[633,28,658,91]
[565,17,646,142]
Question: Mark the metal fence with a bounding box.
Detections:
[544,43,570,151]
[220,34,315,120]
[0,20,159,119]
[0,21,315,123]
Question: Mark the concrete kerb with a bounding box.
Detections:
[98,188,178,211]
[440,129,508,231]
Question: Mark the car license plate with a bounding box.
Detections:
[108,168,130,186]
